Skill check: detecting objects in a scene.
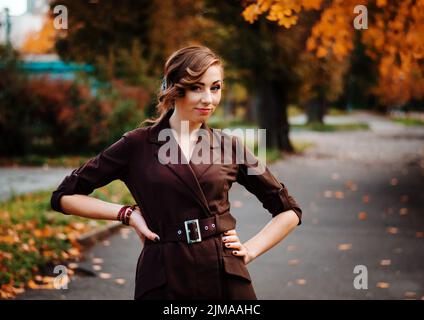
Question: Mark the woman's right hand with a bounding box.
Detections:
[129,209,160,246]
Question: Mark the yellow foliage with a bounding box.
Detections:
[242,0,424,106]
[21,16,56,54]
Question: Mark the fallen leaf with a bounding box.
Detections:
[296,279,306,285]
[380,259,391,266]
[93,265,102,271]
[92,258,104,264]
[416,232,424,238]
[287,245,296,252]
[376,282,390,288]
[99,273,111,279]
[334,191,344,199]
[28,280,39,289]
[358,212,367,220]
[399,208,408,216]
[362,195,371,203]
[345,180,357,191]
[390,178,398,186]
[233,200,243,208]
[404,291,416,299]
[387,227,398,235]
[288,259,299,266]
[324,190,333,198]
[68,263,79,269]
[338,243,352,251]
[102,240,110,246]
[115,278,126,285]
[400,195,409,203]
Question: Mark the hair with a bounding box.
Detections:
[142,45,223,125]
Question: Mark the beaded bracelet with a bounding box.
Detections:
[117,204,139,226]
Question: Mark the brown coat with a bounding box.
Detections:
[50,108,302,300]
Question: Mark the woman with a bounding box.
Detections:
[50,45,302,300]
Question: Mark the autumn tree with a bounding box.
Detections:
[202,0,322,151]
[242,0,424,109]
[21,16,56,54]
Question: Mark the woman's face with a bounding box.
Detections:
[174,64,223,125]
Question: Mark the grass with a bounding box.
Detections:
[392,117,424,127]
[0,180,134,298]
[0,155,93,167]
[292,122,369,132]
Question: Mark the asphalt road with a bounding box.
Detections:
[14,111,424,300]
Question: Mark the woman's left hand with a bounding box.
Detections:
[222,229,253,265]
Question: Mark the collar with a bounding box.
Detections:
[148,108,220,149]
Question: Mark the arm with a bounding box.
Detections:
[52,132,159,244]
[60,194,123,220]
[60,194,159,243]
[224,136,303,264]
[243,209,299,264]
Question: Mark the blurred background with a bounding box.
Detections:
[0,0,423,300]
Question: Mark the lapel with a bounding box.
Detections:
[148,108,220,218]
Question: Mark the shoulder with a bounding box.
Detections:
[122,126,151,144]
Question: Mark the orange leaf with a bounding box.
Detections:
[338,243,352,251]
[358,212,367,220]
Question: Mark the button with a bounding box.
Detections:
[211,223,215,228]
[204,226,209,230]
[177,230,182,235]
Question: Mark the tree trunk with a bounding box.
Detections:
[306,88,327,124]
[245,94,259,123]
[258,81,294,152]
[306,98,325,124]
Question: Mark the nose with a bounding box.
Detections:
[201,90,213,105]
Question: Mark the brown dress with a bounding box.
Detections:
[50,108,302,300]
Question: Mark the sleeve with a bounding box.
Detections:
[50,132,131,214]
[234,137,302,225]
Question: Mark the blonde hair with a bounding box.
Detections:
[143,45,223,125]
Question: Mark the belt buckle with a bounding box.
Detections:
[184,219,202,244]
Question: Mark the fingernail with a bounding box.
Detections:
[222,237,226,242]
[233,251,237,255]
[154,236,160,243]
[225,243,230,247]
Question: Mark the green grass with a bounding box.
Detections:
[292,122,369,132]
[0,180,134,294]
[392,117,424,127]
[0,155,93,167]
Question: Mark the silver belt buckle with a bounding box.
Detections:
[184,219,202,244]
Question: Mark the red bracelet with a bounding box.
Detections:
[126,204,139,226]
[118,204,139,226]
[117,205,131,223]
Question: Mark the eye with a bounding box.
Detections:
[211,85,221,91]
[190,86,202,92]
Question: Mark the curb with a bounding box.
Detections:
[76,221,124,246]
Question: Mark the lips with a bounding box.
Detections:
[194,107,212,114]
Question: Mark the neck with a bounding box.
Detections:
[169,108,202,136]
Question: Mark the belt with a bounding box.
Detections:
[145,211,236,245]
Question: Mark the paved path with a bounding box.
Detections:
[13,111,424,300]
[0,167,72,202]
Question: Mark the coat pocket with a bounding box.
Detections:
[134,244,167,299]
[221,255,252,283]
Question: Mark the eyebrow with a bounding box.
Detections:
[194,80,222,86]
